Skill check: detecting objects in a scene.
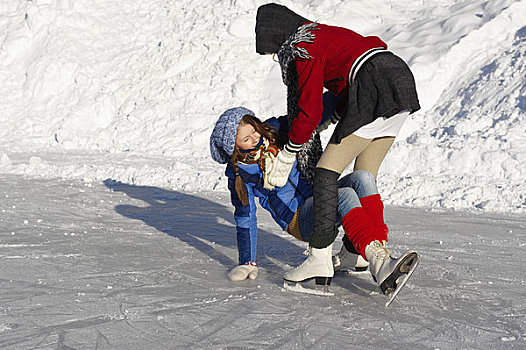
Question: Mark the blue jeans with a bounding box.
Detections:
[297,170,378,242]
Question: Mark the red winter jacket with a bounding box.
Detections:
[289,23,387,145]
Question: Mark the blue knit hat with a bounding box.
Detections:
[210,107,255,164]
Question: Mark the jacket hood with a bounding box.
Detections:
[255,3,309,54]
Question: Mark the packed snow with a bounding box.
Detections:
[0,0,525,348]
[0,0,525,213]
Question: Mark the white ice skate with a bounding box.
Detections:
[364,240,419,307]
[333,244,369,273]
[283,244,334,296]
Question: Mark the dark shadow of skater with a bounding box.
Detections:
[103,179,307,274]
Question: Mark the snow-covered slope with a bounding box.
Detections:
[0,0,525,213]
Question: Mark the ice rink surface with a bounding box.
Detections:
[1,175,524,349]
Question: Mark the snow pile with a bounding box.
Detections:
[380,3,526,212]
[0,0,525,213]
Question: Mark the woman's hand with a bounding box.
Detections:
[228,263,258,281]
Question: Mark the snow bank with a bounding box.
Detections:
[0,0,524,213]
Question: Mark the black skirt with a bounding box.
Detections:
[330,52,421,144]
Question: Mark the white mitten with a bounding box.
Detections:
[263,155,276,190]
[266,147,297,188]
[228,264,258,281]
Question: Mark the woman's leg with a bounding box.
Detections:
[335,171,382,259]
[317,134,372,173]
[297,186,370,272]
[320,135,397,256]
[298,186,362,241]
[285,135,398,282]
[332,186,371,271]
[353,138,396,242]
[334,136,419,297]
[353,136,395,178]
[310,135,372,250]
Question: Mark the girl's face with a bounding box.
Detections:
[235,122,261,151]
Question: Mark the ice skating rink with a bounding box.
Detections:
[1,175,524,349]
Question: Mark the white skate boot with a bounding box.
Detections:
[283,244,334,296]
[364,240,419,306]
[333,244,369,272]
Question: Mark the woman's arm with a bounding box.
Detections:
[266,92,340,134]
[286,55,325,146]
[265,54,325,188]
[317,91,343,131]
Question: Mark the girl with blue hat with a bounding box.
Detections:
[210,103,393,295]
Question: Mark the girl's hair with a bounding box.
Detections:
[231,115,284,206]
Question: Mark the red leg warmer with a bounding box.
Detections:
[360,194,389,243]
[341,207,383,259]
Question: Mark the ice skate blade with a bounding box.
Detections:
[337,267,369,275]
[283,276,332,286]
[385,253,420,307]
[334,262,369,273]
[380,251,418,295]
[283,281,334,296]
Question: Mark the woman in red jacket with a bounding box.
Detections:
[255,3,420,299]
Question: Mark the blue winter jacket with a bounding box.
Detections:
[226,104,334,264]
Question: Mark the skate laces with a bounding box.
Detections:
[369,240,390,260]
[292,247,313,270]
